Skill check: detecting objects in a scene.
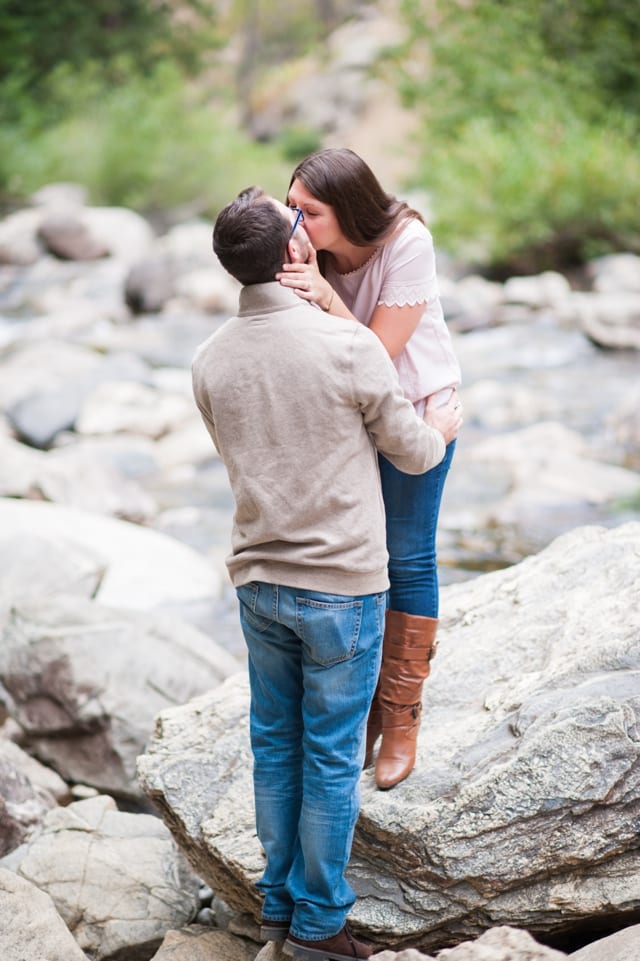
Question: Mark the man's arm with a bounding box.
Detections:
[191,360,222,455]
[352,325,462,474]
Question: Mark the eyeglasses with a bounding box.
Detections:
[289,207,304,237]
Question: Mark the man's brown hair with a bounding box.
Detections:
[213,186,290,286]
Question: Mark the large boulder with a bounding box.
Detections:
[0,867,89,961]
[15,795,199,961]
[0,737,70,855]
[569,923,640,961]
[149,924,258,961]
[0,593,240,800]
[138,523,640,953]
[371,926,568,960]
[0,498,220,613]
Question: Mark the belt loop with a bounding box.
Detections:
[273,584,279,620]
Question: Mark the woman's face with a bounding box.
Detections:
[287,178,344,252]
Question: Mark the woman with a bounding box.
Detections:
[277,147,462,790]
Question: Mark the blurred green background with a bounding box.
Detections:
[1,0,639,276]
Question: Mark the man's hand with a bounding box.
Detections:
[424,389,463,445]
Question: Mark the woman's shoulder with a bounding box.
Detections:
[386,216,433,253]
[378,217,435,273]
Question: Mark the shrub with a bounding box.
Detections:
[391,0,640,272]
[0,60,292,216]
[417,109,640,274]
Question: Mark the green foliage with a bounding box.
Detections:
[279,126,324,163]
[418,110,640,274]
[0,60,292,215]
[392,0,640,271]
[0,0,334,215]
[541,0,640,114]
[0,0,217,118]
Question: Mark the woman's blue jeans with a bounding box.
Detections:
[235,581,386,941]
[378,440,456,617]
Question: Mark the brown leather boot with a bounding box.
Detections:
[375,610,438,790]
[363,687,381,769]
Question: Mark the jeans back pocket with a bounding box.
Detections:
[295,597,363,666]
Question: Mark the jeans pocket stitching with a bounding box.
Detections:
[296,598,363,666]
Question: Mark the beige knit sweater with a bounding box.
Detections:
[192,283,445,595]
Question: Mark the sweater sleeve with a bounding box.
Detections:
[350,325,445,474]
[191,358,221,454]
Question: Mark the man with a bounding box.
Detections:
[191,187,462,961]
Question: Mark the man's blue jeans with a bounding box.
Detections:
[379,440,456,617]
[235,581,386,941]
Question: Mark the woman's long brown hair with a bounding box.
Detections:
[288,148,424,258]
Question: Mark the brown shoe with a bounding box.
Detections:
[284,922,373,960]
[260,918,290,941]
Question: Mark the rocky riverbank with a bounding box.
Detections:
[0,187,639,961]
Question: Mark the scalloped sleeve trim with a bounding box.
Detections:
[377,281,431,308]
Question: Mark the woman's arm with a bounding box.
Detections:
[368,302,423,359]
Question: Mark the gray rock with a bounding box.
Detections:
[16,795,199,961]
[155,221,215,269]
[138,523,640,953]
[560,291,640,350]
[32,442,157,522]
[0,593,239,798]
[76,380,194,440]
[125,257,176,313]
[373,925,569,959]
[0,497,220,614]
[0,529,105,608]
[0,338,151,448]
[149,924,257,961]
[37,213,109,261]
[7,382,90,448]
[611,385,640,468]
[0,338,105,410]
[137,677,257,903]
[587,253,640,294]
[569,923,640,960]
[90,311,220,368]
[503,272,572,311]
[0,867,89,961]
[0,209,45,265]
[0,426,47,496]
[436,926,568,959]
[465,421,640,544]
[0,738,70,855]
[255,945,288,961]
[440,274,504,332]
[173,266,240,314]
[80,206,156,263]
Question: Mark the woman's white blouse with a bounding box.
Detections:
[325,218,461,413]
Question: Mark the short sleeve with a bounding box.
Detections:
[378,220,439,308]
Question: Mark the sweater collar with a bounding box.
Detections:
[238,281,307,315]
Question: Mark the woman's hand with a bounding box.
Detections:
[277,246,335,312]
[424,389,463,445]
